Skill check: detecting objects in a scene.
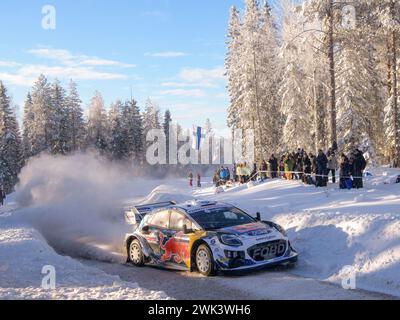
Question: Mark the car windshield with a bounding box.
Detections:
[190,207,255,230]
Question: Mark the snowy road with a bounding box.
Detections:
[81,260,395,300]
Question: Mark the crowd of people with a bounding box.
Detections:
[207,147,368,190]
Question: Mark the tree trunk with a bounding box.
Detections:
[313,68,319,153]
[328,0,337,149]
[391,30,399,166]
[253,50,263,161]
[390,0,399,167]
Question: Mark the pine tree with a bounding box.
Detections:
[370,0,400,165]
[163,110,172,164]
[226,5,243,130]
[143,98,161,151]
[0,82,23,193]
[30,74,52,155]
[87,91,108,154]
[107,100,125,160]
[50,79,70,155]
[122,99,144,163]
[66,80,86,152]
[336,2,384,159]
[280,2,312,151]
[22,93,34,159]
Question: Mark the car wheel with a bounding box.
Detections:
[129,239,145,267]
[196,244,215,276]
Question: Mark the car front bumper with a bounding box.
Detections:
[215,248,298,272]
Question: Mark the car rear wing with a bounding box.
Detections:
[124,201,176,225]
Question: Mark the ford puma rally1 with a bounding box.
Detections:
[124,200,298,276]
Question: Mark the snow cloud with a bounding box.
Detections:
[14,153,140,262]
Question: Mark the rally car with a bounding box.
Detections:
[124,200,298,276]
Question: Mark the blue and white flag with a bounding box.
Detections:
[192,126,205,151]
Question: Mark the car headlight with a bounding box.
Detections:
[219,234,243,247]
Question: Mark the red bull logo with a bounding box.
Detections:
[159,232,190,264]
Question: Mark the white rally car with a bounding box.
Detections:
[124,200,298,276]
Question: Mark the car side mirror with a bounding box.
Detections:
[256,212,261,221]
[183,225,193,234]
[142,225,150,234]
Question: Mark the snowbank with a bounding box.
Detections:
[0,154,172,300]
[0,221,169,300]
[195,169,400,297]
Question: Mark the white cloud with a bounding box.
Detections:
[145,52,188,58]
[159,89,205,98]
[160,81,215,89]
[0,61,22,68]
[179,66,225,82]
[0,48,133,87]
[28,48,135,68]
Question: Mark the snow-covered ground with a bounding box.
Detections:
[1,154,399,299]
[192,168,400,297]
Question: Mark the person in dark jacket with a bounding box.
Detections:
[295,155,304,180]
[339,154,352,189]
[188,172,194,187]
[316,150,328,187]
[269,154,278,179]
[197,174,201,188]
[303,153,312,184]
[261,160,268,181]
[0,186,5,206]
[232,163,237,182]
[352,149,367,189]
[251,163,258,181]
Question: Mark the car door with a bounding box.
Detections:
[166,210,193,268]
[144,210,171,258]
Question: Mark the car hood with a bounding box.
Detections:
[218,222,274,237]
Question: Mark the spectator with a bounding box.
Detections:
[327,149,338,184]
[188,172,194,187]
[269,154,278,179]
[0,186,5,206]
[339,154,352,190]
[197,174,201,188]
[352,149,367,189]
[316,150,328,187]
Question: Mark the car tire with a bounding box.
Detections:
[128,239,145,267]
[196,244,215,276]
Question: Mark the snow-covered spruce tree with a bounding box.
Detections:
[369,0,400,166]
[280,2,313,151]
[335,3,384,158]
[0,81,23,193]
[29,74,53,156]
[226,0,282,160]
[303,0,342,148]
[163,110,172,164]
[143,98,161,152]
[122,98,144,164]
[226,5,243,132]
[66,80,86,152]
[50,79,70,155]
[22,92,34,159]
[107,100,125,160]
[86,91,108,154]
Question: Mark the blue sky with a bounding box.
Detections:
[0,0,278,130]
